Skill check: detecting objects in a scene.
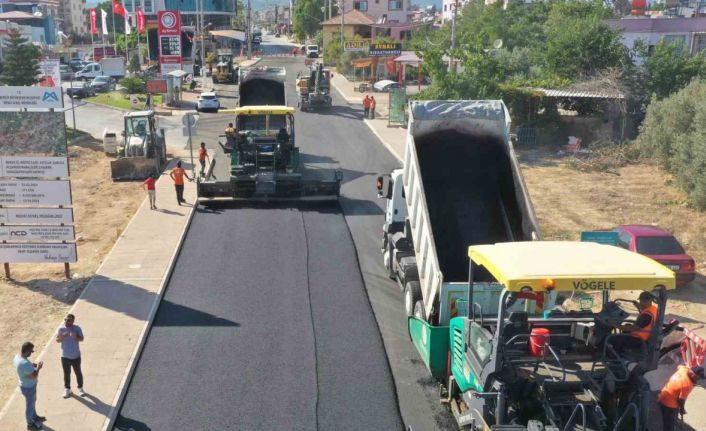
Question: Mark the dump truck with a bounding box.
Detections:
[297,63,332,111]
[238,66,286,106]
[197,67,341,201]
[212,49,238,84]
[377,100,680,430]
[110,110,167,181]
[377,100,541,319]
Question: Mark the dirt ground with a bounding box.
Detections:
[518,148,706,326]
[0,138,143,406]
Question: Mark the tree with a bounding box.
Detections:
[119,76,146,94]
[293,0,325,41]
[543,2,625,79]
[638,80,706,209]
[129,53,140,73]
[0,30,41,86]
[638,40,706,99]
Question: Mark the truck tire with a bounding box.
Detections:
[413,300,425,320]
[404,281,422,317]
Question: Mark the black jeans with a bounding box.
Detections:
[660,403,678,431]
[199,159,206,176]
[61,357,83,389]
[175,184,184,203]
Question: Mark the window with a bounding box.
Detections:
[144,0,154,13]
[354,1,368,11]
[636,236,685,255]
[663,34,687,53]
[444,4,447,10]
[468,322,493,374]
[389,0,402,9]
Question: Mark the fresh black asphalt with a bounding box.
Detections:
[115,48,454,430]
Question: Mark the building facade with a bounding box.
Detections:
[344,0,412,23]
[606,16,706,60]
[59,0,87,35]
[0,2,58,44]
[123,0,237,28]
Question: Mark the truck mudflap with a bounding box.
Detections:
[197,175,342,202]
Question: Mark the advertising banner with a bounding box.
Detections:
[0,112,67,156]
[369,43,402,57]
[0,226,75,242]
[38,59,61,87]
[158,10,182,75]
[0,157,69,178]
[0,208,74,225]
[344,40,369,52]
[0,180,72,206]
[0,243,77,263]
[0,86,63,109]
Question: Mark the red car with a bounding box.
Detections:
[614,225,695,286]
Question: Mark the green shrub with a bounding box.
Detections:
[119,76,146,94]
[637,79,706,209]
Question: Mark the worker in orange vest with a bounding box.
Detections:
[608,291,658,352]
[658,365,705,431]
[362,95,371,119]
[169,161,192,205]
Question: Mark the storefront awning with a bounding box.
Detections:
[394,51,421,64]
[210,30,246,41]
[352,58,373,68]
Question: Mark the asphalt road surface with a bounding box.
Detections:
[115,44,454,430]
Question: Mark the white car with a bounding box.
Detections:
[197,91,220,112]
[373,79,402,92]
[306,45,319,58]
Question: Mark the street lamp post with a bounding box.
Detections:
[247,0,252,59]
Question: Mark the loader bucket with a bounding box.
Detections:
[111,157,163,181]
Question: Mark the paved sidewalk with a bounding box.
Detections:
[0,150,202,430]
[330,73,405,161]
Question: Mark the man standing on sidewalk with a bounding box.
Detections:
[370,96,376,119]
[57,314,85,398]
[13,342,46,430]
[170,161,192,205]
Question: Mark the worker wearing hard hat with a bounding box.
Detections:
[658,365,705,431]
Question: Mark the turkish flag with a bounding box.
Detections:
[112,0,127,17]
[136,7,145,33]
[89,8,97,35]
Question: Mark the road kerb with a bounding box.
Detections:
[102,168,198,431]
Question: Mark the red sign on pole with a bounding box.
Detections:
[89,8,97,35]
[157,10,182,75]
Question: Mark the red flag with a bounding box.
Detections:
[112,0,127,17]
[89,8,97,35]
[136,7,145,33]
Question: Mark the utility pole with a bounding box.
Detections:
[247,0,252,59]
[340,0,344,47]
[448,0,458,72]
[200,0,206,77]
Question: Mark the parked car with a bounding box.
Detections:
[196,91,220,112]
[60,64,74,81]
[66,82,96,99]
[90,76,116,93]
[306,44,319,58]
[373,79,401,92]
[614,224,696,286]
[69,58,88,72]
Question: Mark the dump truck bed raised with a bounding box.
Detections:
[239,67,286,106]
[404,101,541,318]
